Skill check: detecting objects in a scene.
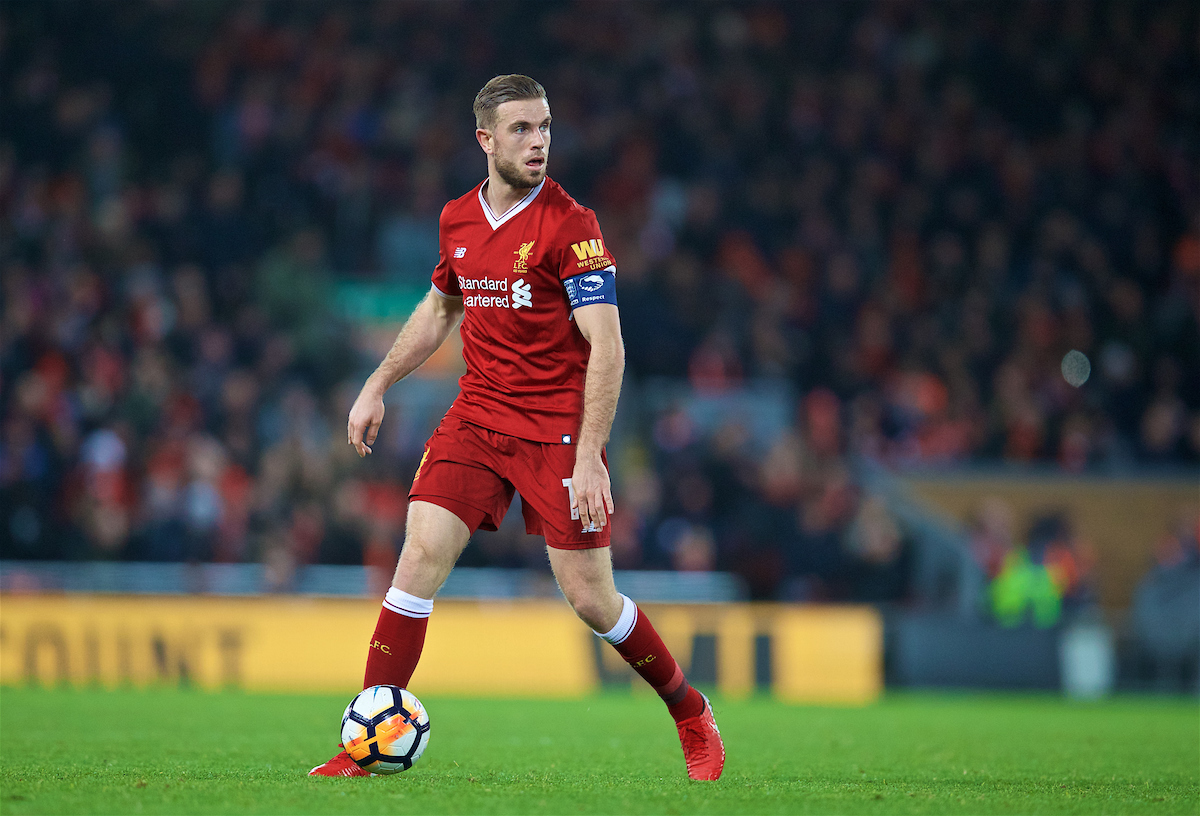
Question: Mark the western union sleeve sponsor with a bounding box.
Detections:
[0,595,881,703]
[570,239,605,261]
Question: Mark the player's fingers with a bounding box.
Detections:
[588,490,607,529]
[351,428,372,457]
[603,488,615,515]
[348,421,364,456]
[366,420,381,446]
[578,494,594,531]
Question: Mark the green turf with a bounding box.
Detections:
[0,688,1196,815]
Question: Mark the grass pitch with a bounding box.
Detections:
[0,688,1196,815]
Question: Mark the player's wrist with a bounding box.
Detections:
[363,373,391,400]
[574,441,605,460]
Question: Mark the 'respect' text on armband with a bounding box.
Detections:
[563,266,617,309]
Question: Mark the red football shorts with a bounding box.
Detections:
[409,416,611,550]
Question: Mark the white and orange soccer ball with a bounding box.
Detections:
[340,685,431,774]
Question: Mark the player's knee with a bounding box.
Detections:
[398,537,447,570]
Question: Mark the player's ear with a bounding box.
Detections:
[476,128,494,155]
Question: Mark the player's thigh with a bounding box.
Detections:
[410,417,515,533]
[392,500,472,597]
[514,442,612,548]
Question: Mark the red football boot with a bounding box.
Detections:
[675,694,725,781]
[308,746,374,777]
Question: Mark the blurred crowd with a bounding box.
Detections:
[968,499,1097,627]
[2,2,1199,603]
[1130,510,1200,688]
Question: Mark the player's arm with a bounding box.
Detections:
[570,302,624,530]
[347,286,465,457]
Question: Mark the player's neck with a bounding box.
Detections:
[482,173,537,218]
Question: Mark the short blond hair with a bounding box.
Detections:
[473,74,547,130]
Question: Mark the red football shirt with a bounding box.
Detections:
[430,177,617,444]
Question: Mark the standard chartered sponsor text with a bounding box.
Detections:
[461,277,511,308]
[460,277,508,291]
[464,294,510,308]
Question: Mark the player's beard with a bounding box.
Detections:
[495,152,546,190]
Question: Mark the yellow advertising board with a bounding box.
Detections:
[0,595,880,704]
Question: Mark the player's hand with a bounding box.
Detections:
[570,452,614,532]
[347,387,386,457]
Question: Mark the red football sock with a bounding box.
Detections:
[599,595,705,723]
[362,588,432,690]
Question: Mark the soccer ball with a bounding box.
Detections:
[340,685,431,774]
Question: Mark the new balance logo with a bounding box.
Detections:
[453,247,467,258]
[570,239,605,260]
[512,279,532,309]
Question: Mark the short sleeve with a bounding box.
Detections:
[555,207,617,282]
[430,204,461,297]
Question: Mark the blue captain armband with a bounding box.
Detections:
[563,266,617,309]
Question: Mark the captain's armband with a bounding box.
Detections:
[563,266,617,309]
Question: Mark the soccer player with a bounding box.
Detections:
[309,75,724,781]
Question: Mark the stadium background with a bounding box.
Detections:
[1,0,1198,701]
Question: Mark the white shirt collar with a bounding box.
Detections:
[478,178,546,231]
